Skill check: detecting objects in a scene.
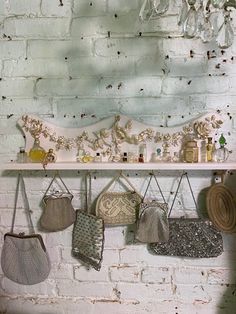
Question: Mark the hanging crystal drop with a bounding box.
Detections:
[196,0,205,35]
[139,0,152,22]
[183,1,198,38]
[178,0,188,27]
[201,14,214,42]
[211,0,226,9]
[216,11,234,48]
[150,0,169,19]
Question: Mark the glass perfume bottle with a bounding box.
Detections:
[206,137,214,162]
[213,134,229,162]
[17,147,28,163]
[139,143,147,162]
[28,138,46,163]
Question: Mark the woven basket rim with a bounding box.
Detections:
[206,183,236,233]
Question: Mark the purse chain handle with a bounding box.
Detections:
[168,172,199,218]
[11,173,35,234]
[142,172,166,204]
[43,171,71,198]
[99,171,142,199]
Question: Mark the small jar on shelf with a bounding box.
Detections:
[17,147,28,163]
[183,135,198,163]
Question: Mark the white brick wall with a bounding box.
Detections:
[1,0,236,313]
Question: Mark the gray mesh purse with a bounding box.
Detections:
[1,173,51,285]
[135,173,169,243]
[149,172,223,258]
[72,173,104,271]
[40,172,76,232]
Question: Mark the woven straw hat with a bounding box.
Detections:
[206,183,236,233]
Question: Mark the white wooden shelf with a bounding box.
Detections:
[2,162,236,171]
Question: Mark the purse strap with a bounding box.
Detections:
[85,172,92,214]
[43,171,71,197]
[143,172,166,204]
[11,173,35,234]
[168,172,199,218]
[99,171,142,199]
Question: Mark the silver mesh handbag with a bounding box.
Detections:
[72,173,104,271]
[135,173,169,243]
[149,172,223,258]
[1,173,51,285]
[40,172,76,232]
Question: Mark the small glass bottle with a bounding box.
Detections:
[94,152,102,163]
[213,134,229,162]
[123,152,128,162]
[139,143,147,162]
[17,147,28,163]
[28,138,46,163]
[138,153,144,163]
[206,137,214,162]
[172,152,180,163]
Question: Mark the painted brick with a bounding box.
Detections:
[141,266,172,284]
[49,263,74,280]
[0,40,26,59]
[165,57,208,76]
[1,277,57,296]
[57,280,114,297]
[117,282,173,302]
[41,0,72,17]
[99,77,162,97]
[3,18,70,38]
[73,0,107,17]
[0,78,34,97]
[74,265,109,282]
[174,267,208,284]
[28,39,93,58]
[207,268,236,285]
[95,38,163,57]
[6,0,41,15]
[36,78,99,96]
[0,97,53,115]
[71,12,139,37]
[3,59,68,77]
[107,0,140,13]
[110,265,140,282]
[66,56,136,77]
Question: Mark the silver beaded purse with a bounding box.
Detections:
[149,172,223,258]
[72,173,104,271]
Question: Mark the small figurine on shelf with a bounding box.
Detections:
[213,134,229,162]
[17,147,28,163]
[42,148,57,168]
[28,137,46,163]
